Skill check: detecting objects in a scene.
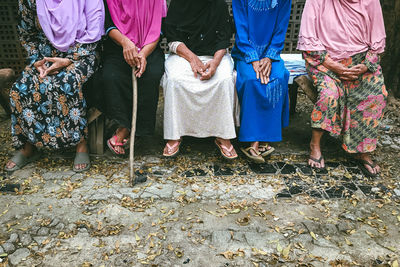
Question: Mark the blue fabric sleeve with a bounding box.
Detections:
[265,0,292,61]
[232,0,259,63]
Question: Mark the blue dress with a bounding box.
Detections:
[232,0,291,142]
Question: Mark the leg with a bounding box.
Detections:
[309,128,325,168]
[136,47,164,136]
[289,83,298,115]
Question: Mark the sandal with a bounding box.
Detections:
[73,152,91,173]
[240,146,265,163]
[4,150,41,173]
[259,143,275,157]
[163,140,181,157]
[107,134,128,155]
[308,156,325,170]
[356,159,379,178]
[215,139,238,160]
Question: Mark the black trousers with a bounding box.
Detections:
[86,40,165,136]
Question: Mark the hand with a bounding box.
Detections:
[189,56,206,78]
[259,57,272,84]
[252,61,260,80]
[122,39,140,67]
[340,64,368,81]
[200,59,219,80]
[40,57,72,78]
[34,59,47,78]
[135,53,147,78]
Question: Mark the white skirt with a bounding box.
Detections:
[162,54,237,140]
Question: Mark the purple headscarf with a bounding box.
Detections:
[36,0,105,52]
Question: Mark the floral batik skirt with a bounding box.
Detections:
[10,59,96,150]
[304,51,387,154]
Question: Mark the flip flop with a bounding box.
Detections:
[4,150,41,173]
[163,140,181,158]
[357,159,379,178]
[107,135,128,155]
[240,146,265,163]
[73,152,91,173]
[259,143,275,157]
[215,139,238,160]
[308,156,325,170]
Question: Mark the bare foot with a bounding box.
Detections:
[249,142,260,157]
[357,153,380,175]
[5,143,34,169]
[216,138,238,158]
[74,140,89,171]
[163,140,181,157]
[108,127,129,154]
[309,142,324,168]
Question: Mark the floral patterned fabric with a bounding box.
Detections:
[10,0,99,149]
[304,51,387,153]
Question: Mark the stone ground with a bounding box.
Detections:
[0,93,400,267]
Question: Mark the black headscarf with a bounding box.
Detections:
[164,0,232,56]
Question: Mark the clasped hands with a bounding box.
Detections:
[122,39,147,78]
[34,57,72,79]
[189,56,218,81]
[252,57,272,85]
[336,64,368,81]
[324,56,368,81]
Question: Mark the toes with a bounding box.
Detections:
[6,161,16,169]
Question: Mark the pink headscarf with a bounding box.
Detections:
[37,0,105,52]
[106,0,167,50]
[297,0,386,60]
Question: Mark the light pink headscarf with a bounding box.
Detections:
[107,0,167,50]
[297,0,386,60]
[37,0,105,52]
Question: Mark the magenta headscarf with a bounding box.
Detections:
[297,0,386,60]
[106,0,167,50]
[36,0,105,52]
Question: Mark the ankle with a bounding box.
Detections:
[116,128,129,140]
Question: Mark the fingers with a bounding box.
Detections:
[43,57,55,63]
[37,65,46,77]
[41,64,57,78]
[123,51,134,67]
[339,75,358,81]
[200,68,215,81]
[136,57,147,78]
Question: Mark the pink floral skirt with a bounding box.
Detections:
[305,51,387,153]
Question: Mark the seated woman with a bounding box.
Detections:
[100,0,166,155]
[232,0,291,163]
[162,0,238,159]
[5,0,104,173]
[297,0,387,177]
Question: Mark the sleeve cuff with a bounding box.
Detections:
[265,48,281,61]
[245,50,260,63]
[168,41,183,54]
[106,26,118,36]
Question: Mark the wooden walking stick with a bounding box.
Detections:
[129,67,138,185]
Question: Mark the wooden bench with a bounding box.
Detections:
[0,68,15,116]
[0,0,308,154]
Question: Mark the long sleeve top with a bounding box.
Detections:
[231,0,291,63]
